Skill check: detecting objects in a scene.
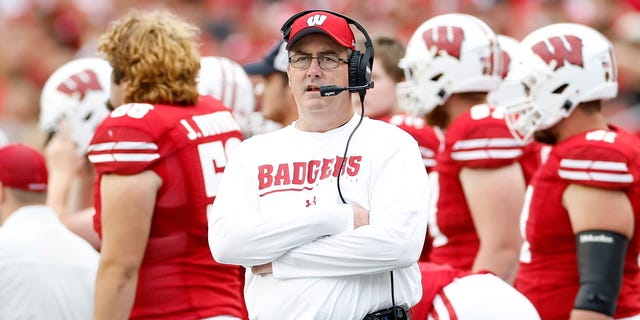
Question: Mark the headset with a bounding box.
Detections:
[280,9,374,98]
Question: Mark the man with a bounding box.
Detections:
[502,23,640,320]
[208,10,429,319]
[243,40,298,129]
[397,13,541,284]
[39,57,112,250]
[88,10,245,320]
[0,143,99,320]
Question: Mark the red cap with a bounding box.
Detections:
[286,11,355,50]
[0,143,48,192]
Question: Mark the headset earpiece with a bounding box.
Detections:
[348,50,362,90]
[347,50,371,92]
[280,9,374,93]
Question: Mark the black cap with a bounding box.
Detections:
[243,41,288,75]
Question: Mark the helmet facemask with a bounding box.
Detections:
[396,46,449,117]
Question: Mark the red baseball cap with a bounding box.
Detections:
[286,11,356,51]
[0,143,48,192]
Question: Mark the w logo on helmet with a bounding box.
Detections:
[306,14,327,27]
[499,49,511,79]
[56,69,102,100]
[422,26,464,60]
[532,35,584,70]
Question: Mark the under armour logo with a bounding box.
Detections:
[305,196,317,208]
[306,14,327,27]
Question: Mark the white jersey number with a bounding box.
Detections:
[585,129,617,143]
[469,104,504,120]
[519,186,534,263]
[428,172,449,247]
[198,138,241,198]
[110,103,154,119]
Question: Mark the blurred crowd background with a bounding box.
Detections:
[1,0,639,149]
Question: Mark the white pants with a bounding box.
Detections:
[428,273,541,320]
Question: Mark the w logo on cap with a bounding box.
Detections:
[306,14,327,27]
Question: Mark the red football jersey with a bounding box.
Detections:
[88,96,245,319]
[377,113,443,173]
[428,104,543,270]
[515,125,640,319]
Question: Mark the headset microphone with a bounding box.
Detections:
[319,82,374,97]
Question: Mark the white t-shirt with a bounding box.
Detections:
[0,205,99,320]
[209,115,431,319]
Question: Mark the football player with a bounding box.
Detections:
[89,10,245,319]
[39,57,112,250]
[502,23,640,319]
[398,13,541,284]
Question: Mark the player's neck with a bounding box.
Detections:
[556,109,608,143]
[445,96,482,126]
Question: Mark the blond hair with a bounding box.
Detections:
[98,10,201,105]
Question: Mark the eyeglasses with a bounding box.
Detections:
[288,54,349,70]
